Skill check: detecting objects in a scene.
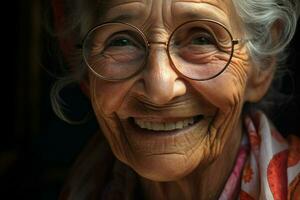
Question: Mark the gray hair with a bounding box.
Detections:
[232,0,300,66]
[231,0,300,114]
[50,0,300,122]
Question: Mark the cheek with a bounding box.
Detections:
[88,75,136,164]
[89,76,134,117]
[186,55,251,156]
[190,55,251,113]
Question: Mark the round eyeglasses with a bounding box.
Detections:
[81,19,239,81]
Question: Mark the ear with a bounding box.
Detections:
[245,20,282,103]
[245,58,275,103]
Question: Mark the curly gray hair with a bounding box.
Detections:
[50,0,300,122]
[233,0,300,65]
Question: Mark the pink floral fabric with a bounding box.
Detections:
[219,111,300,200]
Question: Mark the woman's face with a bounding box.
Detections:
[87,0,262,181]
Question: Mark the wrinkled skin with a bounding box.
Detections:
[85,0,274,199]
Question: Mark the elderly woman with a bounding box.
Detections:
[50,0,300,199]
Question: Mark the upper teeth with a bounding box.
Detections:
[134,117,195,131]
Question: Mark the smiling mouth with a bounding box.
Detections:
[130,115,204,132]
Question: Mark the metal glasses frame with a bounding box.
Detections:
[81,19,240,82]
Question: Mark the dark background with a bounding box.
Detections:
[3,1,300,200]
[6,1,98,199]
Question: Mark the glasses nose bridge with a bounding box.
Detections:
[145,40,174,72]
[142,26,170,49]
[144,39,171,62]
[147,41,168,47]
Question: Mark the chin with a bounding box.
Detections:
[129,153,200,182]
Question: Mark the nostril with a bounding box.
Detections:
[142,79,186,106]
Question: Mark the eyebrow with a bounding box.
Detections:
[101,1,144,23]
[108,14,136,22]
[179,12,226,23]
[172,2,230,27]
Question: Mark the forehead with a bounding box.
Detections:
[101,0,233,26]
[106,0,227,7]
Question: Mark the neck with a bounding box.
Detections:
[139,121,243,200]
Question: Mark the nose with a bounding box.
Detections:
[136,45,187,105]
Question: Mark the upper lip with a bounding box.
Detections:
[118,108,215,121]
[117,95,217,121]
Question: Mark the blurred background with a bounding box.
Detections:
[6,1,98,199]
[4,1,300,199]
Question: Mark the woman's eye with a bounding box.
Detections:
[191,36,213,45]
[108,38,134,47]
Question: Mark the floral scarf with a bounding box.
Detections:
[219,111,300,200]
